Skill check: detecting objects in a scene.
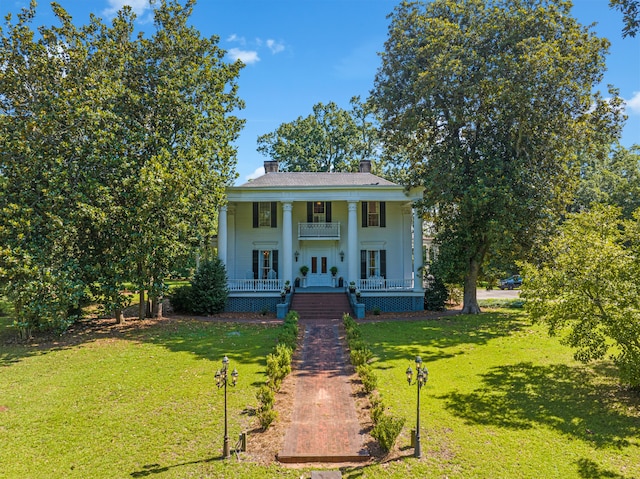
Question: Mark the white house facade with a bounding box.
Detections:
[218,160,425,315]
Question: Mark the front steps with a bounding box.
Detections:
[290,291,353,320]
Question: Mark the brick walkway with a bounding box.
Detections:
[277,319,370,463]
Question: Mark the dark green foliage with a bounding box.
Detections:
[168,285,194,313]
[257,408,278,430]
[371,413,406,452]
[169,258,228,315]
[424,275,449,311]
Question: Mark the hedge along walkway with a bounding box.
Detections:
[277,318,370,463]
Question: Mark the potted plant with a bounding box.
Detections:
[300,265,309,277]
[349,281,356,293]
[284,280,291,293]
[330,266,338,277]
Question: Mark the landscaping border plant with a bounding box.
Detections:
[343,313,405,453]
[256,310,299,429]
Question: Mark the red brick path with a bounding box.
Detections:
[278,319,370,463]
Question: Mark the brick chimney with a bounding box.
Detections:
[264,160,279,173]
[359,160,371,173]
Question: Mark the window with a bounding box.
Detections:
[360,249,387,279]
[361,201,386,227]
[252,202,277,228]
[259,203,272,227]
[313,202,325,223]
[367,202,379,227]
[252,249,279,279]
[306,201,332,223]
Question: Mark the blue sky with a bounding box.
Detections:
[2,0,639,184]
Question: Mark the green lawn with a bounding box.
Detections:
[0,309,638,478]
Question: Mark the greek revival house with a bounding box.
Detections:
[218,160,425,315]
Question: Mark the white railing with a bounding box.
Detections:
[228,279,282,292]
[356,278,414,291]
[298,222,341,239]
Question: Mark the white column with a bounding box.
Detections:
[348,200,358,284]
[413,207,424,292]
[218,206,228,266]
[282,202,293,285]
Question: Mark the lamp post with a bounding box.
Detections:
[406,355,429,458]
[215,355,238,458]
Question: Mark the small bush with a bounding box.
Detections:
[256,385,275,411]
[258,408,278,430]
[371,413,405,452]
[372,306,381,315]
[356,364,378,393]
[370,399,386,424]
[169,285,193,313]
[350,347,373,367]
[266,344,292,391]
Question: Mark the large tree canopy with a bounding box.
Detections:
[256,97,380,173]
[0,0,243,332]
[371,0,621,313]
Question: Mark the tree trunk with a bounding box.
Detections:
[151,297,163,319]
[114,307,125,324]
[138,290,145,320]
[461,255,483,315]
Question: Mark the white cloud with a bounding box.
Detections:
[228,48,260,65]
[246,166,265,182]
[266,39,285,54]
[226,34,246,45]
[103,0,152,17]
[626,91,640,115]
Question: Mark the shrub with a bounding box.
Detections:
[350,347,373,367]
[356,364,378,393]
[424,275,448,311]
[258,408,278,430]
[256,385,275,411]
[169,285,193,313]
[266,344,292,391]
[371,413,405,452]
[189,258,229,314]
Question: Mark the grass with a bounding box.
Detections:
[1,309,638,478]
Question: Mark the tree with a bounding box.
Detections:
[372,0,619,313]
[521,205,640,387]
[0,1,243,331]
[610,0,640,37]
[572,144,640,218]
[257,97,380,172]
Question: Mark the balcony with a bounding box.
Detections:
[298,222,341,240]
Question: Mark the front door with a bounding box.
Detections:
[307,251,331,287]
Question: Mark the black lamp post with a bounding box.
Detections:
[215,355,238,458]
[406,355,429,458]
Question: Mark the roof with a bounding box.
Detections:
[237,172,398,188]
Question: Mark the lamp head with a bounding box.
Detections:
[406,366,413,385]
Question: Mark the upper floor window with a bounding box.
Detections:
[362,201,386,227]
[253,202,277,228]
[306,201,332,223]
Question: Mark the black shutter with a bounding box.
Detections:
[307,202,313,222]
[271,202,277,228]
[361,202,368,228]
[273,250,279,276]
[380,202,386,227]
[380,250,387,278]
[252,203,259,228]
[360,250,367,279]
[326,202,332,223]
[252,250,259,279]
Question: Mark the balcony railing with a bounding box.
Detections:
[356,278,414,291]
[298,222,341,240]
[228,279,282,292]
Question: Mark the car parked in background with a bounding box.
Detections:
[499,275,522,290]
